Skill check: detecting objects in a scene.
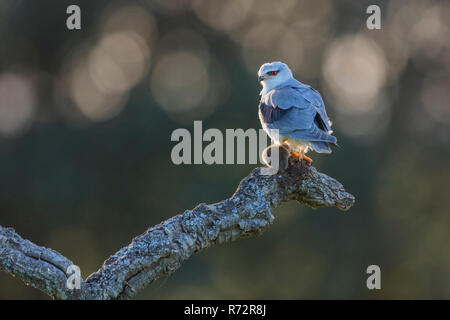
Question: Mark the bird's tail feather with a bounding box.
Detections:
[310,141,332,154]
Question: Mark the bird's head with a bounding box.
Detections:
[258,61,293,95]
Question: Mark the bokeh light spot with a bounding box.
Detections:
[323,34,388,114]
[150,50,209,113]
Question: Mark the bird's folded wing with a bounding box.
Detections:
[260,107,337,144]
[260,86,326,131]
[259,103,315,131]
[284,123,337,144]
[296,86,332,132]
[259,86,336,144]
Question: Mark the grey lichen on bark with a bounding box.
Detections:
[0,159,355,300]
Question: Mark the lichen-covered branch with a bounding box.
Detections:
[0,225,85,299]
[0,160,355,299]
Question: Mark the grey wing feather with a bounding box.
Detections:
[286,124,337,144]
[297,85,332,132]
[262,87,316,130]
[309,141,332,154]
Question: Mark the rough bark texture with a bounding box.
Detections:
[0,159,355,300]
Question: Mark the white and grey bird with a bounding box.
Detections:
[257,61,337,163]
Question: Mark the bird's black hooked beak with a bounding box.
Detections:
[258,75,264,82]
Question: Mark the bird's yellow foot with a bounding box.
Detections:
[291,151,312,163]
[303,155,313,163]
[300,150,313,163]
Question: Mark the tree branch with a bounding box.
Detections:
[0,159,355,299]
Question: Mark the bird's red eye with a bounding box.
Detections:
[269,71,278,76]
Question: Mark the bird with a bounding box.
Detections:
[257,61,337,164]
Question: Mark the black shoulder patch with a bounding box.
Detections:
[259,102,289,124]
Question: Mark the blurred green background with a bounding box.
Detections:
[1,0,449,299]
